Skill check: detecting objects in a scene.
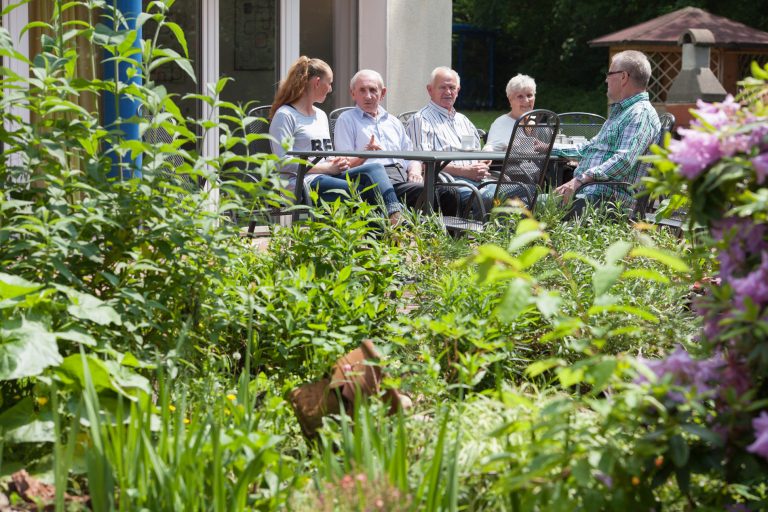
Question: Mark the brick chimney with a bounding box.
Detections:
[665,28,727,128]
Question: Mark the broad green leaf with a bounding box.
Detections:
[630,246,689,272]
[55,354,115,393]
[0,397,55,443]
[65,290,122,326]
[496,278,532,322]
[518,245,550,270]
[525,358,565,378]
[477,244,519,267]
[588,304,659,323]
[164,21,189,57]
[55,329,97,346]
[586,359,618,391]
[535,292,562,319]
[604,240,632,266]
[507,229,545,253]
[669,434,690,467]
[337,265,352,283]
[620,268,670,283]
[557,365,585,387]
[0,319,62,380]
[592,264,623,296]
[0,272,43,300]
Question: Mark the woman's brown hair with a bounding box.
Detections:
[269,56,331,119]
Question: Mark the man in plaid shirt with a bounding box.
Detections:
[554,50,660,213]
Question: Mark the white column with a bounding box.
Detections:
[358,0,388,99]
[2,0,30,172]
[200,0,220,208]
[279,0,300,80]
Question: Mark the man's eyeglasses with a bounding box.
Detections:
[606,70,627,78]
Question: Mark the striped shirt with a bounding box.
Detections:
[555,92,660,204]
[405,101,481,169]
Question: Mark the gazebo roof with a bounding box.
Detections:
[589,7,768,49]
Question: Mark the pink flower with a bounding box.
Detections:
[693,95,740,129]
[747,411,768,460]
[730,252,768,308]
[749,123,768,151]
[669,129,722,179]
[719,134,752,157]
[752,153,768,184]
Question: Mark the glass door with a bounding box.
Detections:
[219,0,278,111]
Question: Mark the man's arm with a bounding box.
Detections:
[578,110,658,183]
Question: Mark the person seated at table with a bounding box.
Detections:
[405,66,495,213]
[552,50,660,219]
[269,56,403,226]
[333,69,460,215]
[483,74,537,151]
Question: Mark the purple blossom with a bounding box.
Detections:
[641,346,723,395]
[750,123,768,151]
[693,95,740,129]
[719,134,752,158]
[711,218,767,281]
[746,411,768,460]
[669,128,722,179]
[730,252,768,308]
[752,153,768,184]
[594,471,613,488]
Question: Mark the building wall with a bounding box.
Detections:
[359,0,452,116]
[387,0,452,116]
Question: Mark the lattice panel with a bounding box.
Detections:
[647,51,680,103]
[738,53,768,81]
[647,50,722,103]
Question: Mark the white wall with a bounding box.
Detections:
[2,0,29,171]
[358,0,452,116]
[386,0,452,116]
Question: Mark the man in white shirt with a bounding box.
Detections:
[334,69,459,213]
[405,67,495,214]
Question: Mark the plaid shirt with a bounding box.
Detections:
[555,92,660,204]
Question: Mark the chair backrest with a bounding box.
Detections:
[329,106,354,141]
[246,105,273,154]
[658,111,676,136]
[493,109,559,211]
[397,110,417,126]
[630,113,677,219]
[557,112,606,141]
[138,104,195,190]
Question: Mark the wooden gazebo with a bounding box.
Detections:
[589,7,768,107]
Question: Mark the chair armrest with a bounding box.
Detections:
[436,180,487,220]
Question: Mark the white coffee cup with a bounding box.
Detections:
[460,134,476,151]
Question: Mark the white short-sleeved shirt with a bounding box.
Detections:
[269,104,332,186]
[484,114,519,151]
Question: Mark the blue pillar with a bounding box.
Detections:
[103,0,142,179]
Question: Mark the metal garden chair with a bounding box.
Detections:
[569,112,676,224]
[243,105,312,233]
[557,112,606,141]
[440,109,560,234]
[329,106,355,142]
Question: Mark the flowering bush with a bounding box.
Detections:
[641,62,768,503]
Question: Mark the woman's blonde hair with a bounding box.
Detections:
[270,56,331,119]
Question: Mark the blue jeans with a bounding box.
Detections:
[311,162,402,216]
[453,177,497,218]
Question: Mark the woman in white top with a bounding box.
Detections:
[483,74,537,151]
[269,57,402,225]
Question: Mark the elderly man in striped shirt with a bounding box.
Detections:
[405,67,495,216]
[334,69,460,214]
[553,50,660,218]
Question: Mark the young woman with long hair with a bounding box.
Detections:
[269,56,403,225]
